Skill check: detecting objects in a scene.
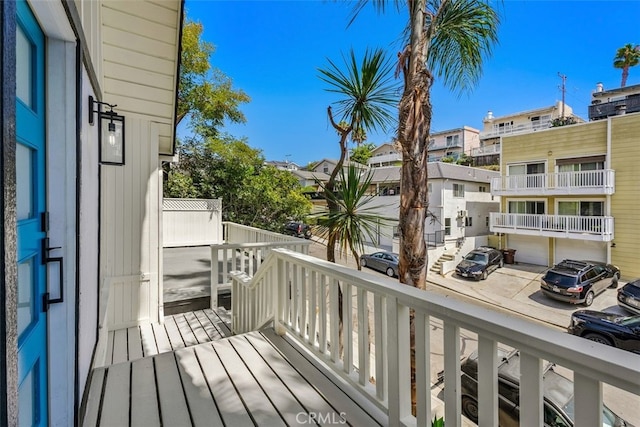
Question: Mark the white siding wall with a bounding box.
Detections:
[100,117,161,330]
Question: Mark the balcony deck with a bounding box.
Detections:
[101,309,231,367]
[82,327,385,426]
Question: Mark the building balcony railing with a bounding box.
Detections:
[589,96,640,120]
[227,246,637,426]
[429,141,464,151]
[471,144,501,157]
[490,212,614,241]
[368,152,401,165]
[480,120,552,139]
[491,169,615,196]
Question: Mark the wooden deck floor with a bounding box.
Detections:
[82,329,386,427]
[102,309,231,366]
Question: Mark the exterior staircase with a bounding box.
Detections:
[429,239,465,275]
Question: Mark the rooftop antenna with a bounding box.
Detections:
[558,72,567,119]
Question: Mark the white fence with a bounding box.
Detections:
[230,248,640,426]
[162,198,222,247]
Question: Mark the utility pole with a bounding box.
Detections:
[558,72,567,119]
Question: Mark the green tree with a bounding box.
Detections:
[165,136,311,231]
[350,142,377,165]
[351,0,500,289]
[178,19,250,135]
[318,48,398,263]
[613,43,640,87]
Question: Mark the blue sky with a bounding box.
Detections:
[183,0,640,166]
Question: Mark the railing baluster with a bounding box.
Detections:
[210,246,219,309]
[357,288,369,386]
[374,294,386,401]
[284,261,291,327]
[292,264,299,334]
[343,282,353,375]
[330,278,340,363]
[386,297,410,423]
[309,270,317,347]
[300,267,308,339]
[415,311,431,426]
[444,321,461,427]
[477,336,498,427]
[319,274,327,354]
[519,352,543,427]
[574,373,603,427]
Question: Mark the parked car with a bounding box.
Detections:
[568,310,640,354]
[458,348,631,426]
[283,221,312,239]
[618,279,640,315]
[360,251,399,277]
[455,246,503,281]
[540,259,620,306]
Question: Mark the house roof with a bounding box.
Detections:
[291,169,331,182]
[365,163,498,184]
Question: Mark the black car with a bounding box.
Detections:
[455,246,503,281]
[568,310,640,354]
[283,221,312,239]
[540,259,620,306]
[459,348,630,427]
[360,251,399,277]
[618,279,640,315]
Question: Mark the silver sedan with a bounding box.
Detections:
[360,251,399,277]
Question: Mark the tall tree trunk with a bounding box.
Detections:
[621,66,629,87]
[397,0,433,416]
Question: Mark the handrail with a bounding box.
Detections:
[491,169,615,195]
[230,248,639,426]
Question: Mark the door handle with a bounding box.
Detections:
[41,238,64,312]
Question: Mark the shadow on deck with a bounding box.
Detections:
[82,320,385,426]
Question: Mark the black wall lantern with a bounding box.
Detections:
[89,95,125,165]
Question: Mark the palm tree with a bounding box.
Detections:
[318,48,398,263]
[314,164,394,266]
[351,0,500,289]
[614,43,640,87]
[350,0,500,415]
[313,164,394,356]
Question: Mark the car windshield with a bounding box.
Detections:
[464,253,488,264]
[561,398,618,426]
[617,316,640,327]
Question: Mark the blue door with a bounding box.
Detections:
[16,1,48,425]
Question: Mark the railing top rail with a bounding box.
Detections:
[491,212,613,220]
[252,248,639,394]
[211,240,311,250]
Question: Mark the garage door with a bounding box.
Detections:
[506,235,549,266]
[555,239,607,264]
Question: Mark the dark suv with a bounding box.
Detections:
[283,221,312,239]
[455,246,504,281]
[540,259,620,306]
[459,348,629,427]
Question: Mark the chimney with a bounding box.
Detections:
[595,82,604,93]
[484,110,494,121]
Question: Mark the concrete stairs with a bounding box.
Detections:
[429,240,465,275]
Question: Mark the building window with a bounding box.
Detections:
[323,166,329,173]
[453,183,465,197]
[486,216,489,227]
[446,135,459,146]
[557,201,603,216]
[428,183,432,194]
[465,217,473,227]
[393,225,400,238]
[508,200,545,214]
[479,185,487,193]
[444,218,451,236]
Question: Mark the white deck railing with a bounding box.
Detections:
[224,221,307,244]
[491,170,615,195]
[471,144,500,157]
[490,212,614,241]
[230,248,639,427]
[212,222,310,308]
[480,120,552,139]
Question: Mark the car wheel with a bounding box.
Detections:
[584,291,595,307]
[499,259,504,268]
[481,270,488,280]
[461,396,479,423]
[610,272,620,288]
[386,267,395,277]
[361,259,367,268]
[584,333,613,347]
